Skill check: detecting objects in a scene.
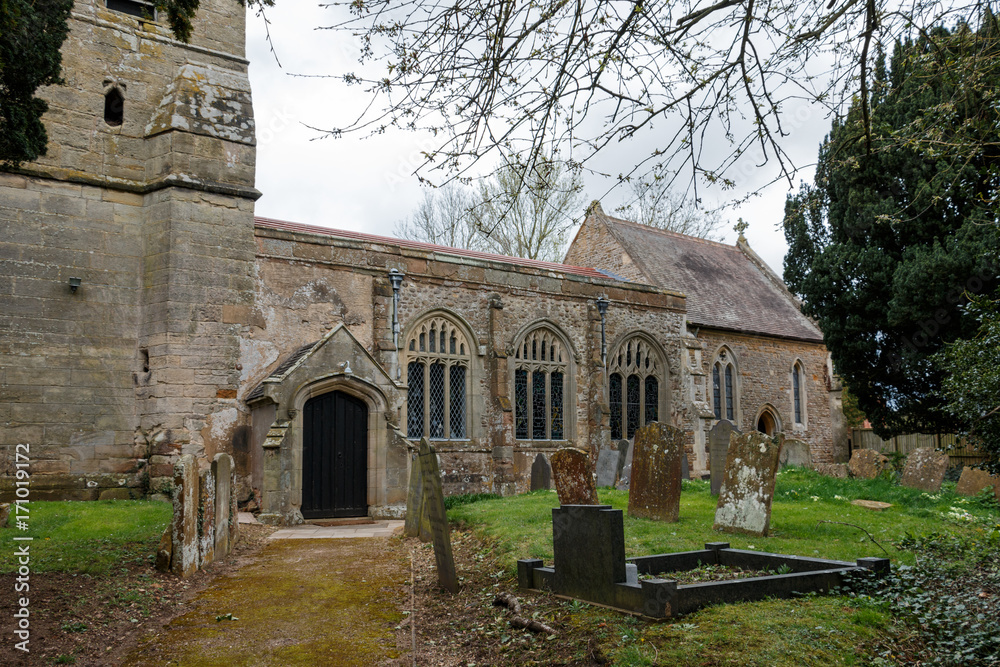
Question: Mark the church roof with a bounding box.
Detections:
[255,217,614,281]
[590,212,824,342]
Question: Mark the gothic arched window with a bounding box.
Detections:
[513,327,569,440]
[792,360,807,425]
[405,316,469,440]
[712,349,738,422]
[609,336,664,439]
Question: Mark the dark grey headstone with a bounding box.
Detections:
[552,505,625,601]
[596,446,620,487]
[615,440,635,491]
[418,439,458,593]
[681,452,690,481]
[709,420,739,495]
[530,453,552,491]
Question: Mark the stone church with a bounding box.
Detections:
[0,0,846,524]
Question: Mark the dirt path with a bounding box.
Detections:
[120,537,411,666]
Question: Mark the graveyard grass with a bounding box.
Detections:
[449,467,1000,666]
[0,499,171,574]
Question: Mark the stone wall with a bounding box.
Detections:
[0,0,258,501]
[243,223,690,514]
[696,329,844,464]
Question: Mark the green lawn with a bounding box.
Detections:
[449,468,999,571]
[0,500,171,574]
[448,467,1000,666]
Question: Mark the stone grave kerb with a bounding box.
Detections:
[552,505,626,601]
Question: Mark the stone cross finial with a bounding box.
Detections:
[586,200,605,216]
[734,218,749,242]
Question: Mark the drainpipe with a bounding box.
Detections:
[596,296,609,366]
[389,269,405,380]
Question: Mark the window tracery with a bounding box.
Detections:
[513,327,568,440]
[609,336,663,439]
[405,316,469,440]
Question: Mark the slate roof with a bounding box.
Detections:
[255,217,613,281]
[592,212,824,342]
[245,340,318,402]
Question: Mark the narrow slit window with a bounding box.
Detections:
[104,88,124,126]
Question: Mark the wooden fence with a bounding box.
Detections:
[851,429,985,465]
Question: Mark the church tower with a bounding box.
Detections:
[0,0,258,499]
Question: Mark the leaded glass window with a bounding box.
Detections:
[514,369,529,439]
[550,372,564,440]
[792,362,805,424]
[626,374,640,438]
[644,376,658,424]
[712,350,738,424]
[532,370,546,439]
[608,336,664,439]
[609,373,623,439]
[406,361,423,438]
[513,327,568,440]
[405,316,470,440]
[450,365,466,438]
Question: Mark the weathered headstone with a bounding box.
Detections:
[713,432,783,536]
[709,420,739,495]
[615,440,631,481]
[228,462,239,551]
[404,453,432,541]
[615,441,634,491]
[213,453,232,557]
[198,468,216,567]
[171,454,199,577]
[780,439,812,468]
[813,463,848,478]
[848,449,888,480]
[955,466,1000,497]
[530,453,552,491]
[418,439,458,593]
[628,422,685,522]
[551,447,599,505]
[899,448,949,492]
[681,452,690,481]
[596,445,621,487]
[552,505,626,603]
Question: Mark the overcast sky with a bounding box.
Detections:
[245,4,835,276]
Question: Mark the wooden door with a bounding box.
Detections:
[302,391,368,518]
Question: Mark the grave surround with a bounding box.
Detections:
[518,504,889,618]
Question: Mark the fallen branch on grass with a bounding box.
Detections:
[493,593,557,636]
[817,520,890,556]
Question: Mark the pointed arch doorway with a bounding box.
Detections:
[302,390,368,518]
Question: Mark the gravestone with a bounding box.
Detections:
[228,461,239,551]
[709,420,739,495]
[198,468,216,567]
[851,499,892,511]
[552,505,626,602]
[213,453,233,557]
[551,447,599,505]
[681,453,690,481]
[616,439,631,481]
[713,432,783,537]
[530,453,552,491]
[628,422,685,522]
[899,448,949,492]
[615,440,634,491]
[171,455,199,577]
[848,449,888,479]
[404,453,432,541]
[955,466,1000,497]
[813,463,848,478]
[596,446,621,487]
[418,439,458,593]
[780,439,812,468]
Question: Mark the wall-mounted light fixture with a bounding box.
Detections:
[596,296,609,366]
[68,277,82,294]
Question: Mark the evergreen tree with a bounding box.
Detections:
[0,0,72,167]
[783,18,1000,439]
